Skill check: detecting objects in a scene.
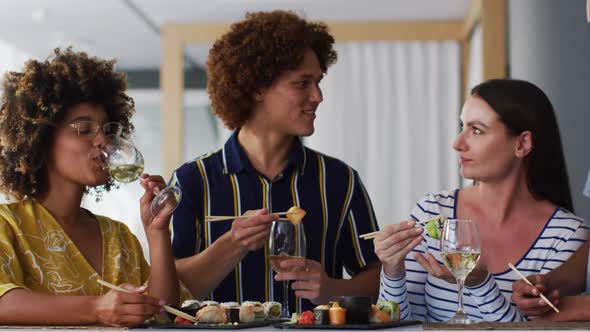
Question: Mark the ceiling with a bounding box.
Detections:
[0,0,471,70]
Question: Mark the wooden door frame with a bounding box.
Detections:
[160,0,506,177]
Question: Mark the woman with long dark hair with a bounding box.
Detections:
[375,79,587,322]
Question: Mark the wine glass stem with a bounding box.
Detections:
[283,280,290,318]
[456,277,466,315]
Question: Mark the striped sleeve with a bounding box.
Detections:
[338,170,379,274]
[465,274,526,322]
[403,194,444,321]
[377,193,439,321]
[538,210,588,273]
[379,269,411,319]
[170,161,204,258]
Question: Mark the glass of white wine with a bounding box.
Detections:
[268,220,307,318]
[440,219,481,324]
[102,135,182,217]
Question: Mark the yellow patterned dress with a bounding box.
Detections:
[0,200,150,297]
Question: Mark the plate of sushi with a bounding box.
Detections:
[141,300,287,329]
[273,297,420,330]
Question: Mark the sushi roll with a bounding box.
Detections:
[328,302,346,325]
[313,304,330,325]
[180,300,202,316]
[424,216,445,240]
[239,305,256,323]
[201,300,220,307]
[263,301,282,320]
[376,300,400,321]
[195,305,227,323]
[227,307,240,323]
[369,305,391,323]
[241,301,265,320]
[221,302,240,308]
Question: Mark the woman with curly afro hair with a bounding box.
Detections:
[0,48,180,326]
[170,11,381,312]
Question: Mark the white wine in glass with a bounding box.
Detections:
[106,163,145,183]
[268,220,307,318]
[102,135,182,217]
[440,219,481,324]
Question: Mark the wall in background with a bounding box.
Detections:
[509,0,590,220]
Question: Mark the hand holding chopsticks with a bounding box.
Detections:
[206,206,306,225]
[360,215,443,240]
[508,263,560,313]
[97,279,198,323]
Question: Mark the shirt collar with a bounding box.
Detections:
[223,131,307,175]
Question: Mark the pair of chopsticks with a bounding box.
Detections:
[359,215,442,240]
[205,211,294,223]
[508,263,559,313]
[97,279,198,323]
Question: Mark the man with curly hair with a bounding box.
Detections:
[0,48,180,326]
[170,11,381,312]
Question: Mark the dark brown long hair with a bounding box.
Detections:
[471,79,573,211]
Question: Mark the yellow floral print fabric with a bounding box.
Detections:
[0,200,149,297]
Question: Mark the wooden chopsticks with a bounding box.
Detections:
[96,279,198,323]
[206,216,290,222]
[205,211,295,222]
[359,215,443,240]
[508,263,559,313]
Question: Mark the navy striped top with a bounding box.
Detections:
[170,132,379,311]
[379,190,588,322]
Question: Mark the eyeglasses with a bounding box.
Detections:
[67,121,123,138]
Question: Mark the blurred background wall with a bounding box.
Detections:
[508,0,590,221]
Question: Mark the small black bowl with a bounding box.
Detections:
[339,296,372,324]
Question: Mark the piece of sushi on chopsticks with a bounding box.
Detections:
[359,215,446,240]
[205,206,306,225]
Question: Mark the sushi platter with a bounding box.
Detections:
[273,298,420,330]
[140,300,287,329]
[273,321,421,330]
[140,320,285,330]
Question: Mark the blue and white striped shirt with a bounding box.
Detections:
[379,190,588,322]
[170,132,379,311]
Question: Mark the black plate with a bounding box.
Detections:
[138,320,286,330]
[273,320,422,330]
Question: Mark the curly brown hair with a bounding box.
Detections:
[0,47,135,200]
[207,10,337,129]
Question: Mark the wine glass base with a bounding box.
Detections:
[446,312,475,324]
[281,309,291,319]
[150,186,182,217]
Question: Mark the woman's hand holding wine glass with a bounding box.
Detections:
[139,174,172,232]
[100,135,182,219]
[439,219,481,324]
[414,251,488,286]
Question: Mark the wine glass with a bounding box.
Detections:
[101,135,182,217]
[268,220,307,318]
[440,219,481,324]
